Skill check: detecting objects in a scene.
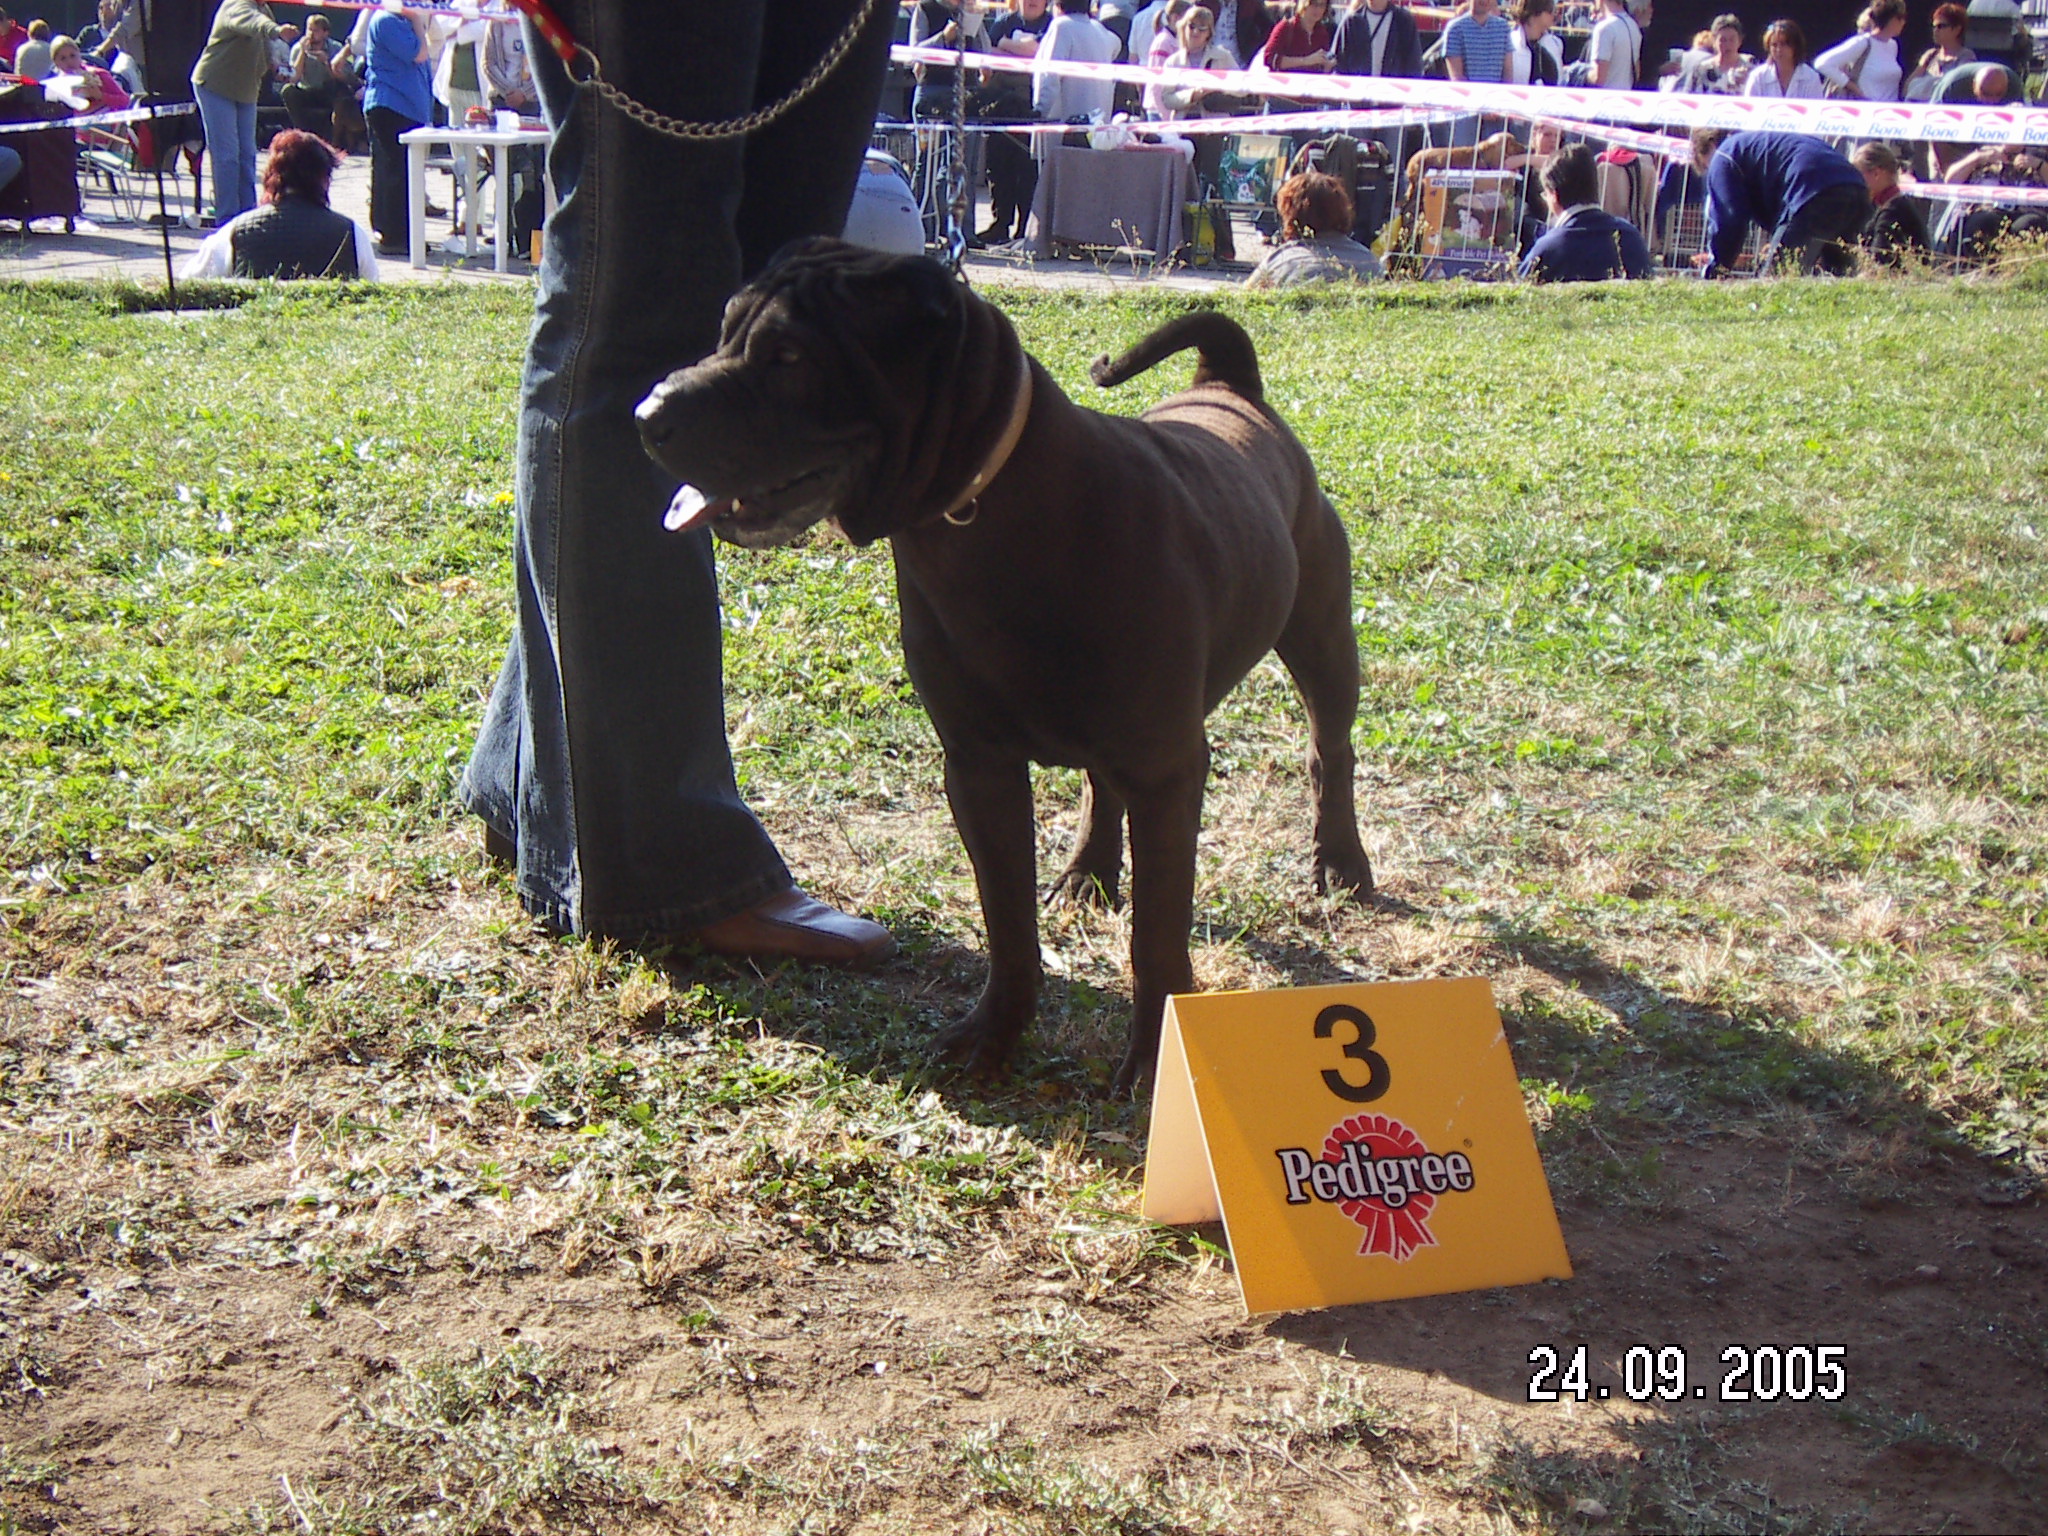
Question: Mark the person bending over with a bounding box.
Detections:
[1519,143,1652,281]
[1694,127,1870,276]
[179,128,378,279]
[1244,170,1386,286]
[1927,60,2025,176]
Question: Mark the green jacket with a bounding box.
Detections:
[191,0,282,104]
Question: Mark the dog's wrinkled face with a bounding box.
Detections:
[635,239,975,549]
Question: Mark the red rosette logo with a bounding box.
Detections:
[1272,1119,1474,1261]
[1327,1113,1439,1262]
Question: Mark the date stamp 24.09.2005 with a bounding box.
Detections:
[1526,1345,1846,1405]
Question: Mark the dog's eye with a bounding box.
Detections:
[775,345,804,367]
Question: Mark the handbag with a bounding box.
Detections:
[1823,34,1873,99]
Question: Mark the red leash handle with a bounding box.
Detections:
[502,0,579,65]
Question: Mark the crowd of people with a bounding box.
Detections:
[0,2,540,272]
[896,0,2043,281]
[0,0,2043,284]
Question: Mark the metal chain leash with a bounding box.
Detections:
[563,0,892,142]
[942,19,971,273]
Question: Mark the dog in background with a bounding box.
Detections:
[637,240,1372,1092]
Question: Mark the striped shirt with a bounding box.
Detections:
[1442,12,1513,84]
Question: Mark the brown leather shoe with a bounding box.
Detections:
[692,888,897,968]
[483,822,516,872]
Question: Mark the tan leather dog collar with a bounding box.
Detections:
[937,351,1033,528]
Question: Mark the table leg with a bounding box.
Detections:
[493,142,511,273]
[461,145,479,258]
[407,138,426,269]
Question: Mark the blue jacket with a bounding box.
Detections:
[362,11,434,126]
[1331,2,1423,77]
[1519,206,1652,282]
[1703,132,1864,275]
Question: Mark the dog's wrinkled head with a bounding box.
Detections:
[635,238,1024,549]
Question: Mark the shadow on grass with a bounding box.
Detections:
[657,880,1965,1193]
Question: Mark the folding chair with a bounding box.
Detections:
[76,121,149,224]
[130,113,206,226]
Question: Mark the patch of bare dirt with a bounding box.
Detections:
[2,822,2044,1534]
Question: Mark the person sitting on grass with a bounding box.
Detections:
[1244,170,1386,286]
[1850,140,1929,267]
[179,129,379,280]
[1518,143,1652,281]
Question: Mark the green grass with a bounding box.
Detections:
[2,273,2046,1534]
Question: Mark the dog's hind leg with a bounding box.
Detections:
[1048,771,1125,909]
[1113,750,1208,1096]
[930,750,1043,1078]
[1275,499,1374,899]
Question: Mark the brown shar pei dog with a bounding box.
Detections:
[635,239,1372,1093]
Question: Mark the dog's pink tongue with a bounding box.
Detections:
[662,484,732,532]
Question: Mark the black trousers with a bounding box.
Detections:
[1773,182,1873,275]
[281,80,336,143]
[984,128,1037,234]
[365,104,420,250]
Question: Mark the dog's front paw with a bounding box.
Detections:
[930,1002,1026,1081]
[1111,1038,1157,1098]
[1046,866,1122,910]
[1314,848,1375,901]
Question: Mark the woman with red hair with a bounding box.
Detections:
[1245,170,1384,287]
[1903,2,1974,98]
[179,129,379,279]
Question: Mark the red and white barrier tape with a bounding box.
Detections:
[898,44,2048,147]
[0,101,192,135]
[891,106,1461,137]
[1898,175,2048,206]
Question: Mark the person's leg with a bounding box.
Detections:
[1960,207,2013,260]
[1433,114,1481,150]
[233,96,259,219]
[364,104,408,249]
[0,145,20,198]
[461,0,892,939]
[193,84,239,220]
[1778,183,1871,273]
[281,81,333,142]
[984,128,1026,235]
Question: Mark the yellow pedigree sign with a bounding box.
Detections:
[1142,978,1571,1315]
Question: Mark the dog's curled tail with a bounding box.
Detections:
[1088,311,1263,402]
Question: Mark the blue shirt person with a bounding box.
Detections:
[1519,145,1653,281]
[1697,129,1871,276]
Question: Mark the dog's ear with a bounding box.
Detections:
[762,234,858,275]
[883,254,964,327]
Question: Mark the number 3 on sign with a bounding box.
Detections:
[1315,1003,1389,1102]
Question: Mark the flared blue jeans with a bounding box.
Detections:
[460,0,894,938]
